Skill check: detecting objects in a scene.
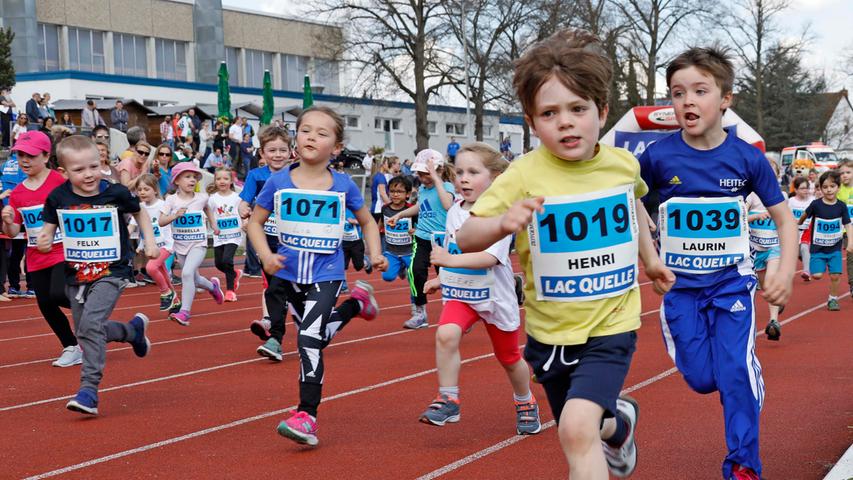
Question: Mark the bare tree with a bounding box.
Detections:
[312,0,460,151]
[613,0,706,104]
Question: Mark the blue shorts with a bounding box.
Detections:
[524,332,636,423]
[753,246,781,271]
[809,251,843,274]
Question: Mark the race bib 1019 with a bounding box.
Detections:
[527,184,639,302]
[275,189,345,254]
[58,207,120,263]
[659,196,749,273]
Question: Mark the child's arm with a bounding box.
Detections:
[748,212,770,222]
[1,205,21,238]
[430,245,498,269]
[762,202,798,305]
[457,197,545,252]
[238,200,252,219]
[132,209,159,259]
[160,205,187,226]
[636,201,675,295]
[36,222,58,253]
[247,205,284,275]
[846,222,853,253]
[427,160,454,210]
[387,204,420,224]
[424,277,441,295]
[205,204,220,235]
[355,205,388,272]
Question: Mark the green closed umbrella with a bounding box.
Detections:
[303,74,314,109]
[261,70,274,125]
[217,61,232,122]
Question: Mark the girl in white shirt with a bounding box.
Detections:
[207,167,244,302]
[131,174,179,312]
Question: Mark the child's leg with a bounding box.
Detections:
[765,257,781,319]
[809,252,826,280]
[349,240,365,272]
[30,263,77,349]
[214,244,238,290]
[661,289,717,393]
[708,276,763,478]
[829,273,842,297]
[483,322,528,397]
[845,236,852,291]
[264,276,290,344]
[559,399,609,479]
[177,248,213,312]
[146,248,173,294]
[800,242,811,275]
[434,301,478,389]
[381,253,401,282]
[408,237,432,307]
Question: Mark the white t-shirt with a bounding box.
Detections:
[208,191,244,247]
[787,195,814,232]
[144,199,173,251]
[441,201,519,332]
[228,124,243,143]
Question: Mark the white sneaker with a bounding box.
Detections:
[52,345,83,367]
[402,307,428,329]
[124,281,138,289]
[602,396,639,478]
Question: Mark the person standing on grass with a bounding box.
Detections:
[38,135,156,415]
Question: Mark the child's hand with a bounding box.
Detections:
[144,244,159,259]
[238,203,251,219]
[427,159,439,179]
[645,260,676,295]
[748,212,771,222]
[370,254,388,272]
[36,232,52,253]
[261,252,286,276]
[429,246,453,267]
[175,207,187,218]
[387,214,399,227]
[212,226,221,236]
[761,272,793,307]
[424,277,441,295]
[1,205,14,226]
[500,197,545,234]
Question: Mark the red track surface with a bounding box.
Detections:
[1,258,851,479]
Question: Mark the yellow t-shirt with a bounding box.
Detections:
[470,144,648,345]
[839,184,852,204]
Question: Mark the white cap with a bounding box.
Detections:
[412,148,445,173]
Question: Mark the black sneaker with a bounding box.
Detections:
[364,256,373,274]
[764,319,781,341]
[514,274,525,306]
[171,275,182,286]
[159,290,176,311]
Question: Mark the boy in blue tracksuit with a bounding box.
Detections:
[638,48,797,480]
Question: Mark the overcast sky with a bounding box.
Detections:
[222,0,853,98]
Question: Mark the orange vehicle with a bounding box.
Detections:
[780,143,839,172]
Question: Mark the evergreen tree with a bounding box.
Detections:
[0,27,15,88]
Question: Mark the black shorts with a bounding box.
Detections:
[524,331,637,423]
[342,240,365,271]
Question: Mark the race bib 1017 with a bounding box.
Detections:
[275,189,345,254]
[527,184,639,302]
[58,207,120,263]
[659,196,749,274]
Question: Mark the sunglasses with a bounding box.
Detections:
[95,135,109,139]
[136,149,150,155]
[158,151,171,157]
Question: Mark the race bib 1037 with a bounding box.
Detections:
[527,184,639,302]
[659,196,749,273]
[172,211,206,242]
[275,189,345,254]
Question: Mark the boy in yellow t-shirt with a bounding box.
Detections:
[837,159,853,295]
[456,29,674,478]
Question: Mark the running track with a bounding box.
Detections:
[1,259,851,479]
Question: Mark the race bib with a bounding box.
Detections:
[439,239,494,303]
[847,204,853,223]
[384,217,412,246]
[215,215,242,242]
[748,211,779,248]
[19,204,62,247]
[527,185,638,302]
[790,208,809,230]
[58,208,120,263]
[263,216,277,236]
[275,189,345,254]
[659,197,749,274]
[149,215,166,248]
[173,211,206,242]
[343,221,361,242]
[431,231,446,248]
[813,218,843,247]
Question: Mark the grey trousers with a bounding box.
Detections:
[66,276,135,392]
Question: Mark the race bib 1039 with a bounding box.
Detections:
[527,184,639,302]
[275,189,345,254]
[659,196,749,273]
[58,207,120,263]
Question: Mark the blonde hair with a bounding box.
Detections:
[56,135,98,167]
[129,173,161,198]
[206,167,235,194]
[457,142,509,177]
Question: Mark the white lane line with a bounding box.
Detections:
[823,442,853,480]
[413,293,847,480]
[20,351,497,480]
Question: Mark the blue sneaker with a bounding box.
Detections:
[128,313,151,358]
[24,290,36,298]
[66,388,99,415]
[7,288,21,298]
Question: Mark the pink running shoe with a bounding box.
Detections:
[350,280,379,321]
[730,465,760,480]
[234,269,243,292]
[224,290,237,302]
[209,277,224,304]
[277,411,318,446]
[169,310,191,326]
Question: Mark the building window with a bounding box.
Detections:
[446,122,466,136]
[282,54,308,91]
[36,23,60,72]
[155,38,187,81]
[314,58,340,95]
[427,121,437,135]
[68,27,105,73]
[344,115,360,130]
[244,49,273,88]
[224,47,240,86]
[113,33,147,77]
[482,124,492,137]
[374,118,401,132]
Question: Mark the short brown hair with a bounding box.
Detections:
[296,105,345,144]
[666,47,735,95]
[56,135,98,166]
[456,142,509,177]
[258,125,292,150]
[513,29,612,119]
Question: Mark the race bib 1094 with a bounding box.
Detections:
[58,207,120,262]
[659,196,749,273]
[813,218,843,247]
[527,184,639,302]
[275,189,345,254]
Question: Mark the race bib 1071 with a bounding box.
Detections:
[58,207,120,263]
[527,184,639,302]
[275,189,345,254]
[659,197,749,273]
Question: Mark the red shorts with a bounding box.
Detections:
[262,270,269,290]
[438,300,521,366]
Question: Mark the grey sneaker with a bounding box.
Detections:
[52,345,83,367]
[419,394,460,426]
[515,397,542,435]
[403,306,428,329]
[603,396,639,478]
[257,337,283,362]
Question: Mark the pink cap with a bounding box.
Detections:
[170,161,203,185]
[11,130,52,156]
